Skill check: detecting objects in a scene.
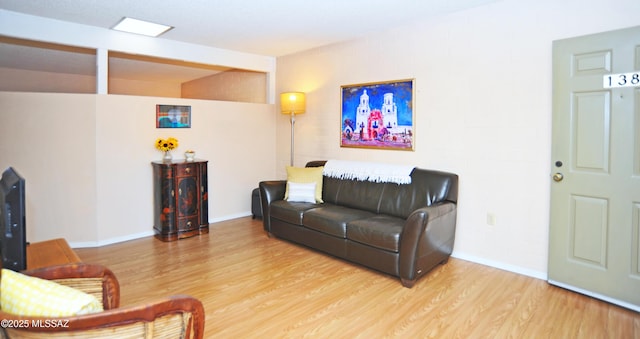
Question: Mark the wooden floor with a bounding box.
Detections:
[75,217,639,338]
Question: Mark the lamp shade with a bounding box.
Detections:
[280,92,306,115]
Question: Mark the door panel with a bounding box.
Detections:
[570,195,607,267]
[573,91,610,171]
[550,25,640,311]
[573,50,611,75]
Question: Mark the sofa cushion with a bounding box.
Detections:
[285,166,324,203]
[270,200,319,225]
[347,215,405,252]
[379,169,457,218]
[302,205,375,238]
[332,179,385,214]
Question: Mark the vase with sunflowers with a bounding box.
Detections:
[155,137,178,162]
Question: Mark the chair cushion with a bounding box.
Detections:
[285,166,324,203]
[1,268,103,317]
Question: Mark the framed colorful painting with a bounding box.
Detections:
[340,79,414,151]
[156,104,191,128]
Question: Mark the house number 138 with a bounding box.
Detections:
[603,72,640,88]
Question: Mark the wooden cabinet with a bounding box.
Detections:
[152,160,208,241]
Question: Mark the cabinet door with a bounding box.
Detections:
[199,162,209,226]
[177,176,198,217]
[153,165,175,231]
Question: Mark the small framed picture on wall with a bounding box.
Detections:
[156,105,191,128]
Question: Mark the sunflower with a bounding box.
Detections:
[155,137,179,152]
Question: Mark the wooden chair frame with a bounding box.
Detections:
[0,263,204,338]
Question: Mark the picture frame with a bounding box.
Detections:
[340,79,414,151]
[156,105,191,128]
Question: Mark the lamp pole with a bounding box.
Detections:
[290,111,295,166]
[281,91,305,167]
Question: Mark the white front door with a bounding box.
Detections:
[549,25,640,311]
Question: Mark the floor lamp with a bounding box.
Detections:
[280,92,306,166]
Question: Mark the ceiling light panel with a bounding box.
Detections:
[112,17,173,37]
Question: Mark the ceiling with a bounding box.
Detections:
[0,0,498,83]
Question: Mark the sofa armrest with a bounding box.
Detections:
[399,202,457,286]
[259,180,287,232]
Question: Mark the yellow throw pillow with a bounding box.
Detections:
[1,268,103,317]
[285,166,324,203]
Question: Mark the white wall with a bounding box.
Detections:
[0,92,277,246]
[275,0,640,279]
[0,93,98,242]
[93,95,277,244]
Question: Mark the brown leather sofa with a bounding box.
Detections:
[259,161,458,287]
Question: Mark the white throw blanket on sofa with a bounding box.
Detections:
[322,160,415,184]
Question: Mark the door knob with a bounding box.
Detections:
[553,173,564,182]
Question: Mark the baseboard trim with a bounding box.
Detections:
[209,212,253,223]
[69,213,255,248]
[451,251,548,281]
[69,230,155,248]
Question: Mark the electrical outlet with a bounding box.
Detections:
[486,213,496,226]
